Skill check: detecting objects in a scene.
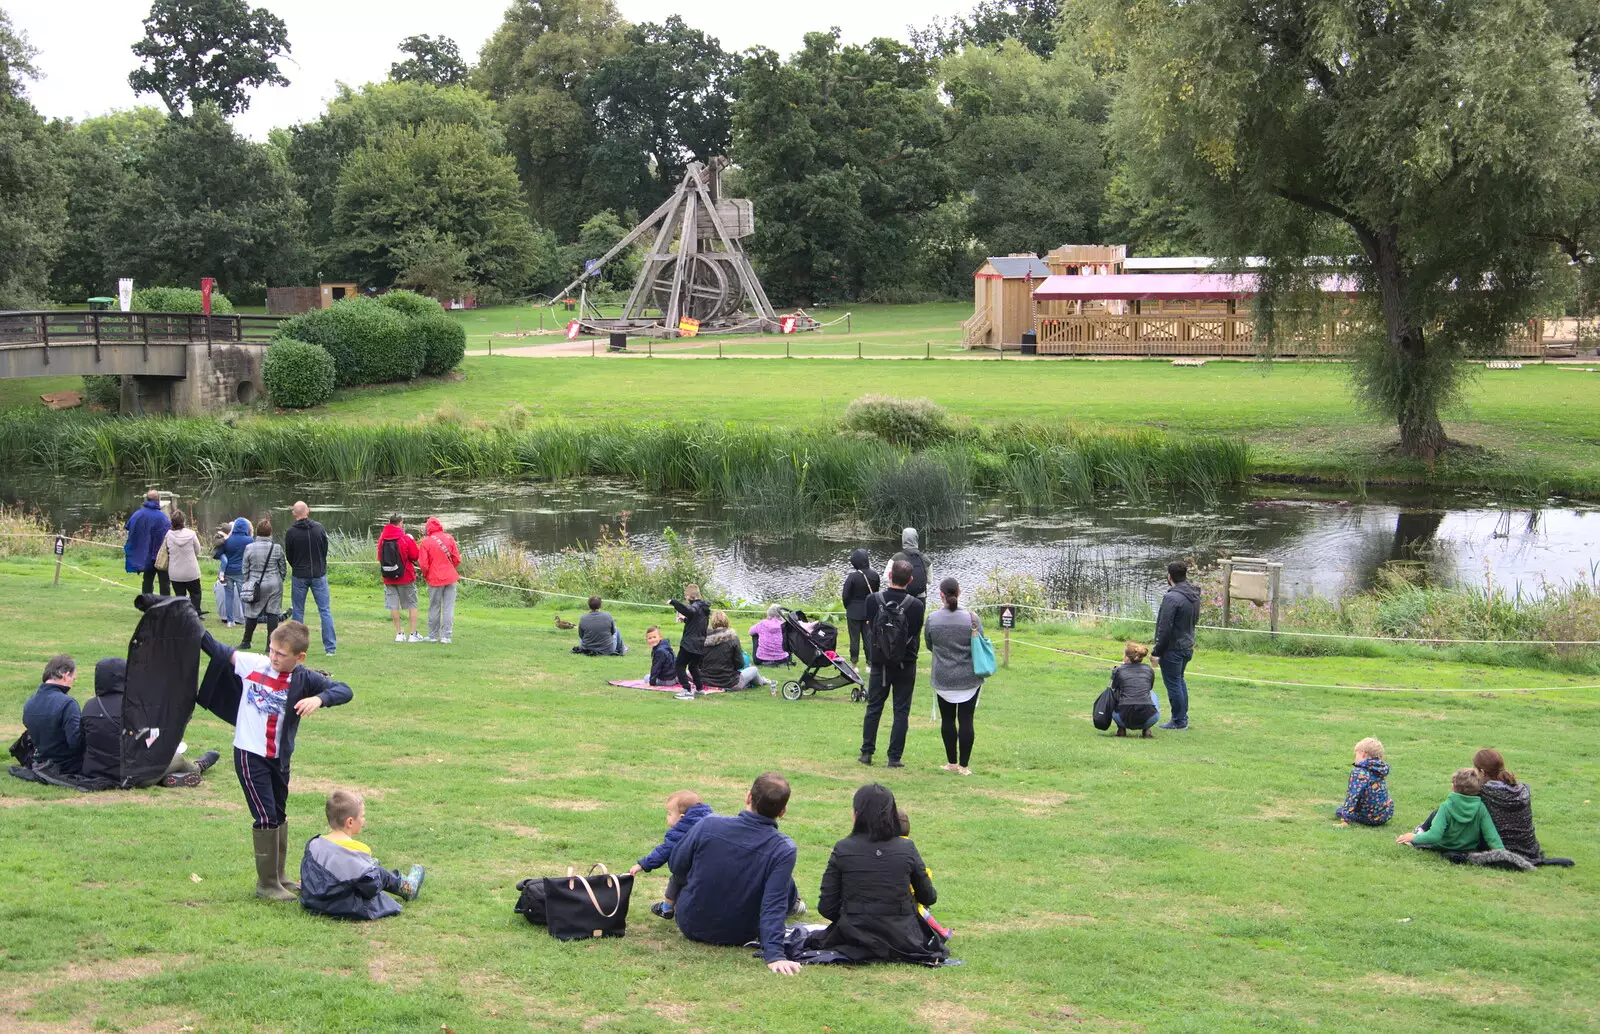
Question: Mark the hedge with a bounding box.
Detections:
[376,289,443,320]
[277,298,414,386]
[262,338,337,408]
[130,286,235,314]
[415,313,467,375]
[81,374,122,411]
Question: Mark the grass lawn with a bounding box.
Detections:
[1,553,1596,1033]
[314,354,1600,489]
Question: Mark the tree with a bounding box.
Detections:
[128,0,291,117]
[1,6,38,97]
[733,31,954,304]
[50,130,130,301]
[0,10,66,307]
[390,34,468,87]
[912,0,1064,59]
[331,120,557,295]
[110,104,308,290]
[1095,0,1598,460]
[586,17,737,208]
[391,228,474,301]
[561,209,639,292]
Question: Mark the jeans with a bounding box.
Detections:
[1159,651,1191,727]
[860,661,917,761]
[290,575,337,653]
[223,572,244,625]
[141,568,171,596]
[427,582,456,640]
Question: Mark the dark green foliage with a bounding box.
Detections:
[279,297,413,386]
[130,285,235,314]
[375,288,442,319]
[0,17,65,309]
[261,338,335,408]
[912,0,1064,59]
[414,313,466,375]
[128,0,290,117]
[81,375,122,411]
[390,34,467,87]
[376,291,445,375]
[275,307,356,387]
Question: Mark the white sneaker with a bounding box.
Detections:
[440,638,452,644]
[418,636,436,643]
[395,632,406,643]
[407,632,424,642]
[673,690,695,701]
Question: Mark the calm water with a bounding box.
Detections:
[4,473,1596,605]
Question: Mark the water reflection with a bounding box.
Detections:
[2,473,1593,605]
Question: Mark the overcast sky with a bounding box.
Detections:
[8,0,970,139]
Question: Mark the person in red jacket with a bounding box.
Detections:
[417,516,462,644]
[377,515,422,643]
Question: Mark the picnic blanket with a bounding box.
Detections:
[608,679,725,695]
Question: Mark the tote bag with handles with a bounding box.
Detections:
[970,614,997,677]
[543,864,632,941]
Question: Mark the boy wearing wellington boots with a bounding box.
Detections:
[198,620,353,901]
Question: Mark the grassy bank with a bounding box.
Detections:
[1,552,1597,1034]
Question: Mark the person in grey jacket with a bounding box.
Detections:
[924,577,984,774]
[239,518,287,650]
[882,528,929,601]
[1109,642,1159,737]
[1152,561,1201,730]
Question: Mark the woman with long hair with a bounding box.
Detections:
[1472,748,1570,865]
[924,577,984,773]
[808,784,947,964]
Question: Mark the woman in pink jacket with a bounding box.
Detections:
[417,516,462,643]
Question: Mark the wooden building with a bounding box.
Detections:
[962,254,1054,347]
[265,282,361,316]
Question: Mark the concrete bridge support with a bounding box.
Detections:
[117,343,266,415]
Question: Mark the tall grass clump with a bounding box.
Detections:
[842,394,950,447]
[860,450,970,533]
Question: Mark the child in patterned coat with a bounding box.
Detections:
[1336,737,1395,826]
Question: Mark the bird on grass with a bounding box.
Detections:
[554,615,576,630]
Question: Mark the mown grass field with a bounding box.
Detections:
[312,353,1600,491]
[1,551,1596,1034]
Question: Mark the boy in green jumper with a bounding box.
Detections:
[1396,768,1504,853]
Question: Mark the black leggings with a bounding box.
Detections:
[240,613,279,649]
[846,617,871,667]
[676,649,704,692]
[171,579,202,613]
[937,694,977,767]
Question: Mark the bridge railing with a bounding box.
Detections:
[0,310,287,349]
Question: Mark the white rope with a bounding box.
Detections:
[60,563,140,590]
[1006,637,1600,695]
[974,602,1600,647]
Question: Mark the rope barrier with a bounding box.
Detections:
[0,531,123,550]
[453,575,776,614]
[60,563,140,591]
[973,602,1600,647]
[1006,637,1600,695]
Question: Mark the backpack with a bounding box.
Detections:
[870,593,914,666]
[1092,684,1115,731]
[514,878,548,925]
[379,536,403,579]
[904,551,928,598]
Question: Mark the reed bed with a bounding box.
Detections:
[0,410,1253,531]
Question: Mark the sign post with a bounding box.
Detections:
[117,279,133,313]
[52,533,65,587]
[998,605,1015,668]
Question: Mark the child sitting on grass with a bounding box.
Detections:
[1396,768,1504,853]
[1336,737,1394,826]
[898,808,951,939]
[300,790,425,920]
[630,790,713,918]
[645,626,677,687]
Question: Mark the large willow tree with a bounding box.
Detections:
[1093,0,1597,460]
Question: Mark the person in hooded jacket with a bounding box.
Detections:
[215,518,254,630]
[80,657,220,787]
[160,511,205,614]
[669,584,712,697]
[1152,561,1201,730]
[882,528,929,601]
[1335,737,1394,825]
[1472,748,1572,865]
[840,548,881,667]
[807,783,945,965]
[124,490,171,596]
[694,611,764,694]
[417,516,462,644]
[239,518,287,650]
[377,515,422,643]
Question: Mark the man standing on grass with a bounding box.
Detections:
[859,558,926,768]
[378,515,423,643]
[285,502,337,656]
[1152,561,1200,731]
[123,489,170,596]
[668,772,803,976]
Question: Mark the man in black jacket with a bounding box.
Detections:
[21,655,83,774]
[1151,561,1201,730]
[840,548,880,667]
[284,501,337,656]
[858,559,926,768]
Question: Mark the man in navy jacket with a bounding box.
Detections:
[668,772,802,975]
[21,655,83,773]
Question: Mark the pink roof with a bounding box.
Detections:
[1032,272,1359,301]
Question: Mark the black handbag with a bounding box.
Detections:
[513,878,547,925]
[1092,683,1115,731]
[543,865,632,941]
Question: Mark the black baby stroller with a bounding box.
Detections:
[778,608,866,702]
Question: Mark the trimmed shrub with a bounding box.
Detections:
[130,286,235,314]
[81,375,122,411]
[262,338,336,408]
[843,394,950,447]
[376,289,443,320]
[415,313,467,375]
[276,298,412,386]
[276,307,357,386]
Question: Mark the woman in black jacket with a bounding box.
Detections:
[840,548,880,667]
[669,584,712,697]
[1110,642,1159,737]
[808,784,947,964]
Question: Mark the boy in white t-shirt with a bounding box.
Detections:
[198,620,353,901]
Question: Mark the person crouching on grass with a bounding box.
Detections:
[198,620,353,901]
[300,790,424,920]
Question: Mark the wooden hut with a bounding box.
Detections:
[1045,244,1126,276]
[962,254,1054,347]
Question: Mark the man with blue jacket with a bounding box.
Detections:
[668,772,803,975]
[124,490,171,596]
[21,655,83,774]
